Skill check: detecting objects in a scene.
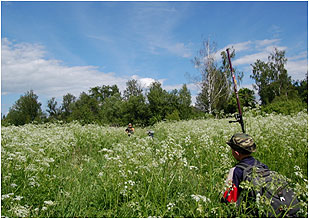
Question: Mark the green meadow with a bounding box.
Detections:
[1,110,308,217]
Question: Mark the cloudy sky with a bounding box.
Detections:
[1,1,308,115]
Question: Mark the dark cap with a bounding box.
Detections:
[227,133,256,154]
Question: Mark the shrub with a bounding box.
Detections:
[166,110,180,121]
[262,96,307,115]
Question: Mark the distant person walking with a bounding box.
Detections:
[125,123,135,136]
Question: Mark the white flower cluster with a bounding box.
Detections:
[1,110,307,217]
[191,194,210,203]
[9,204,30,218]
[294,165,304,179]
[166,202,175,211]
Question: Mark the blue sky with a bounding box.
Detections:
[1,1,308,115]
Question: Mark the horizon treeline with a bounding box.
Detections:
[2,45,308,127]
[2,81,201,126]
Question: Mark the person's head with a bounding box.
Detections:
[226,133,256,161]
[128,123,132,127]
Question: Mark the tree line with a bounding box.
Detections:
[2,41,307,127]
[2,81,199,126]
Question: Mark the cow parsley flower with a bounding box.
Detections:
[191,194,209,202]
[166,202,175,211]
[44,200,55,206]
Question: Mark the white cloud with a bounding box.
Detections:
[213,41,253,61]
[286,59,308,81]
[215,39,284,65]
[264,45,287,53]
[255,39,280,47]
[288,51,307,61]
[2,38,195,104]
[1,38,130,98]
[286,52,308,81]
[131,75,165,88]
[233,52,267,65]
[225,41,253,53]
[137,77,157,88]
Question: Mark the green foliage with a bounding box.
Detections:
[261,96,307,115]
[123,79,143,100]
[122,95,150,126]
[225,88,256,114]
[1,112,307,217]
[100,93,124,125]
[71,92,100,124]
[239,88,256,108]
[149,115,162,126]
[147,81,169,119]
[251,48,294,105]
[293,75,308,104]
[47,97,61,121]
[5,90,43,126]
[166,109,180,121]
[60,93,76,122]
[89,85,120,103]
[178,84,192,120]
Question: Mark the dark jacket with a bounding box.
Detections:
[222,156,268,203]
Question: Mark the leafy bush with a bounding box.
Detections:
[262,96,307,115]
[165,110,180,121]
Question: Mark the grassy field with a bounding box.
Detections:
[1,110,308,217]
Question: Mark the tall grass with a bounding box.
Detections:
[1,110,308,217]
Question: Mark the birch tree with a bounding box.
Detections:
[193,39,241,114]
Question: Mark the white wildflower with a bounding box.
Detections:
[189,166,198,170]
[1,193,13,200]
[9,204,29,217]
[191,194,209,202]
[13,196,23,201]
[127,180,135,186]
[167,202,175,211]
[99,148,113,153]
[294,165,301,171]
[44,200,55,206]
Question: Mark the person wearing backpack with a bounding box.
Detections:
[222,133,265,204]
[222,133,300,217]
